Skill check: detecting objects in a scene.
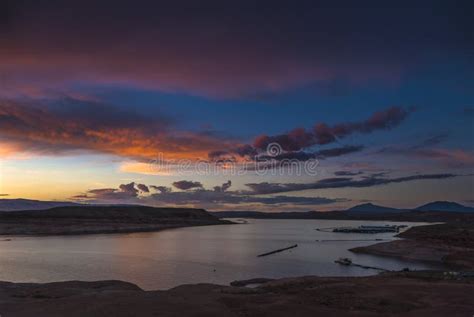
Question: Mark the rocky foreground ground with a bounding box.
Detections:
[0,272,473,317]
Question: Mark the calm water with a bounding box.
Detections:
[0,219,441,290]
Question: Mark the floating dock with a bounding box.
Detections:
[332,225,406,234]
[257,244,298,257]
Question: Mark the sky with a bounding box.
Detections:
[0,0,473,211]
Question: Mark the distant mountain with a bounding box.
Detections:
[346,203,407,214]
[213,201,474,221]
[0,199,80,211]
[415,201,474,213]
[212,204,407,218]
[212,209,474,222]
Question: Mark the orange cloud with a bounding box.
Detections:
[119,162,173,176]
[0,98,235,161]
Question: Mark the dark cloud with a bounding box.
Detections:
[318,145,364,158]
[146,190,346,206]
[76,182,153,201]
[334,171,363,176]
[150,186,172,194]
[313,124,337,145]
[245,173,459,195]
[208,145,258,162]
[80,186,140,201]
[75,181,347,207]
[88,188,117,195]
[255,145,364,162]
[234,144,258,158]
[213,180,232,192]
[253,107,412,152]
[172,180,204,190]
[136,183,150,193]
[119,182,140,196]
[254,128,317,152]
[2,1,470,97]
[369,172,390,178]
[257,151,317,162]
[0,194,9,197]
[332,106,413,136]
[209,107,407,163]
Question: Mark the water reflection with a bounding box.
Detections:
[0,219,441,290]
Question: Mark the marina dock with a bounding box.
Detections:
[331,224,407,234]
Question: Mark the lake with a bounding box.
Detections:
[0,219,440,290]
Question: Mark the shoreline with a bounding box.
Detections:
[0,221,233,237]
[350,222,474,270]
[0,205,232,236]
[0,216,426,238]
[0,216,429,237]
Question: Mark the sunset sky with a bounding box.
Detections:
[0,0,473,211]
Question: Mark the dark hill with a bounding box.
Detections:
[1,205,217,220]
[0,206,229,235]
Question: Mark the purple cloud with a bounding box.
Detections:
[136,183,150,193]
[73,181,348,208]
[334,171,363,176]
[150,186,172,194]
[253,107,412,152]
[213,180,232,192]
[172,180,204,191]
[245,173,458,195]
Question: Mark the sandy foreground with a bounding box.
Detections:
[0,273,473,317]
